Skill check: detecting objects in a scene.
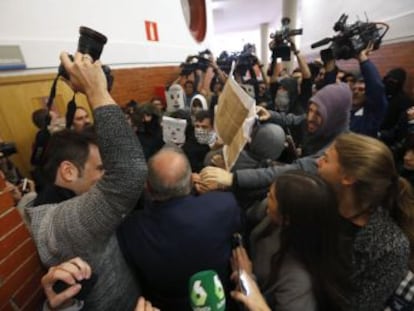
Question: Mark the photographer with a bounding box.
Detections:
[324,42,388,138]
[25,51,147,310]
[268,39,312,115]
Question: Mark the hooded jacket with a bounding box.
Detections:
[234,83,352,190]
[232,124,286,170]
[302,82,352,156]
[189,94,208,112]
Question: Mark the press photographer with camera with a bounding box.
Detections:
[25,27,148,310]
[175,50,218,108]
[267,18,312,115]
[312,14,389,138]
[323,42,388,138]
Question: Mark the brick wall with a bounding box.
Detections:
[110,65,181,107]
[306,41,414,97]
[0,177,45,311]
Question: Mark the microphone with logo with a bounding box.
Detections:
[189,270,226,311]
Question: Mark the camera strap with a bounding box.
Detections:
[65,94,77,129]
[44,74,60,130]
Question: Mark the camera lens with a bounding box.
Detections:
[77,26,108,61]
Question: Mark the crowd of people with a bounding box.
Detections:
[1,29,414,311]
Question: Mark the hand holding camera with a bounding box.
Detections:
[42,257,93,309]
[60,52,113,108]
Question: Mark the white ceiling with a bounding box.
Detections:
[212,0,283,33]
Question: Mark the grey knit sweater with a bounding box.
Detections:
[26,105,148,311]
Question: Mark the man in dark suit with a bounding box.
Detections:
[117,146,241,311]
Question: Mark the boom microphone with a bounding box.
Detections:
[189,270,226,311]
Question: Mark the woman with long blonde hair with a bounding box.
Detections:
[317,132,414,311]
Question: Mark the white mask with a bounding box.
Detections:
[241,84,255,98]
[161,116,187,145]
[165,84,185,113]
[275,91,290,112]
[194,128,216,145]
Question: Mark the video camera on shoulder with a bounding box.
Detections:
[270,17,303,61]
[311,13,389,62]
[180,49,213,75]
[216,51,238,74]
[236,43,259,77]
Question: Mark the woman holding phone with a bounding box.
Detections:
[231,170,349,311]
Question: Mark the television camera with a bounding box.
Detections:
[270,17,303,61]
[311,13,389,61]
[180,49,213,76]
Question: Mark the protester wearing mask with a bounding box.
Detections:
[269,40,312,115]
[379,67,413,147]
[133,103,164,160]
[183,110,220,173]
[165,84,186,114]
[274,85,291,113]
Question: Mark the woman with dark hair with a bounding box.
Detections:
[317,132,414,310]
[232,170,349,311]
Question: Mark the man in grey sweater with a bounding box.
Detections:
[26,52,147,310]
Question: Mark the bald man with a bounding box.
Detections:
[117,146,241,311]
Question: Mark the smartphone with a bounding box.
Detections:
[238,269,250,296]
[21,178,29,194]
[53,273,98,300]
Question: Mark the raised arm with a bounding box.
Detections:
[27,52,147,260]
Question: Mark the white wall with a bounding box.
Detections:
[212,29,262,58]
[0,0,214,72]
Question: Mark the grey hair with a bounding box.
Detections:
[147,145,192,201]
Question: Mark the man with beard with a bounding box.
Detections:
[198,82,352,194]
[72,106,92,133]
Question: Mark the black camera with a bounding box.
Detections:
[236,44,259,77]
[270,17,303,61]
[179,49,213,75]
[58,26,113,91]
[0,142,17,158]
[311,14,389,61]
[53,273,98,301]
[216,51,238,74]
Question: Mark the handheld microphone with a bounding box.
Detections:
[189,270,226,311]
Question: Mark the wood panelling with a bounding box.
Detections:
[0,65,180,177]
